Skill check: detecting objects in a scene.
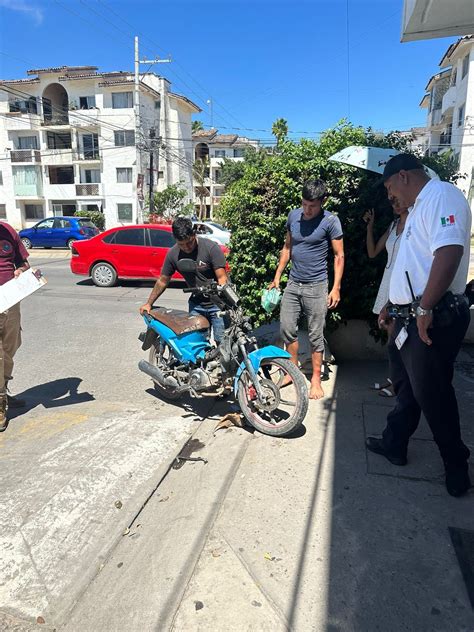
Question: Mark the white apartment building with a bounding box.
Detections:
[0,65,199,229]
[192,129,259,218]
[420,35,474,205]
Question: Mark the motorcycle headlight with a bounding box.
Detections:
[221,283,240,307]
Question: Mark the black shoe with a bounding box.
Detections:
[365,437,407,466]
[445,463,471,497]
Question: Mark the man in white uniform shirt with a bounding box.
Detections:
[366,154,471,497]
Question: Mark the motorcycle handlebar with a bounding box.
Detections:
[183,284,218,294]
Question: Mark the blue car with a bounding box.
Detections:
[19,216,100,250]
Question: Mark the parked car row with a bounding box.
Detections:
[17,217,230,288]
[19,217,100,250]
[70,224,229,287]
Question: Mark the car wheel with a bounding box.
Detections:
[91,262,117,287]
[21,238,32,250]
[66,238,75,250]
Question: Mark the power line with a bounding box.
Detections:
[88,0,246,130]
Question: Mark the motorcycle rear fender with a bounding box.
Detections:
[233,345,291,396]
[142,314,210,364]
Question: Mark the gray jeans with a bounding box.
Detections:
[280,279,328,353]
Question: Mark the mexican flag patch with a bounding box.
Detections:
[441,215,455,227]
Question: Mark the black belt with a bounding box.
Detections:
[389,293,468,320]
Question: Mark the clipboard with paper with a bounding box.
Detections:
[0,269,47,313]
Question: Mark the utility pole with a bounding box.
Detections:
[207,98,213,128]
[148,128,156,216]
[133,36,171,223]
[134,36,141,223]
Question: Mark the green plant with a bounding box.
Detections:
[193,157,210,220]
[145,183,194,221]
[192,120,204,133]
[75,208,105,230]
[219,121,459,334]
[271,118,289,148]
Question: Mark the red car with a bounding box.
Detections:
[70,224,229,287]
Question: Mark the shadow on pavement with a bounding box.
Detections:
[8,377,95,420]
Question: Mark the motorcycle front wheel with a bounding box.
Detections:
[148,339,181,401]
[237,358,308,437]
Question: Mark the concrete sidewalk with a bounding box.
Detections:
[53,349,474,631]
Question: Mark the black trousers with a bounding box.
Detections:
[382,304,470,466]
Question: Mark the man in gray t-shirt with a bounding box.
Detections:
[140,217,228,342]
[270,179,344,399]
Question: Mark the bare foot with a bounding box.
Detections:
[309,380,324,400]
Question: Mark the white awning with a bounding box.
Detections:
[401,0,474,42]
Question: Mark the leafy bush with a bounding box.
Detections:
[219,121,458,335]
[75,208,105,231]
[145,183,194,222]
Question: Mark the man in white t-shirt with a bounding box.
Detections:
[366,154,471,497]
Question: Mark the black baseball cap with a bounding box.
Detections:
[382,153,425,182]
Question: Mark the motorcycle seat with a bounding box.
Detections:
[150,308,210,335]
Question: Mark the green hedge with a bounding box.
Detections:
[219,121,458,336]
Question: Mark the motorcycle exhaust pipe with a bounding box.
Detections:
[138,360,180,389]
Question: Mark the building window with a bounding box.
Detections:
[49,166,74,184]
[117,203,133,221]
[114,130,135,147]
[112,92,133,109]
[0,171,2,186]
[25,204,44,220]
[450,68,457,87]
[47,132,72,149]
[81,169,101,184]
[458,103,465,127]
[81,133,99,159]
[158,170,164,179]
[214,149,226,158]
[52,203,76,216]
[117,167,133,183]
[79,96,96,109]
[9,97,37,114]
[0,205,6,219]
[155,101,161,109]
[233,148,245,158]
[462,53,470,79]
[18,136,38,149]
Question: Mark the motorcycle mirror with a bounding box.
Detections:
[177,258,197,273]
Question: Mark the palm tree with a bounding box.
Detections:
[193,157,210,220]
[271,118,289,148]
[192,120,204,134]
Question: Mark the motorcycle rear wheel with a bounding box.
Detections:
[237,358,308,437]
[148,339,181,401]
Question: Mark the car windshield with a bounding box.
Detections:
[78,219,97,228]
[206,222,227,231]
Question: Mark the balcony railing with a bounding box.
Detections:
[74,150,101,161]
[41,114,70,126]
[10,149,41,163]
[430,109,442,126]
[441,86,456,115]
[76,184,100,196]
[69,110,99,127]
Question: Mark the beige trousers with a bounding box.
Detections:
[0,303,21,395]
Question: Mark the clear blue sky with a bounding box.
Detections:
[0,0,457,141]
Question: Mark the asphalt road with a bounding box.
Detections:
[13,254,189,403]
[0,256,217,629]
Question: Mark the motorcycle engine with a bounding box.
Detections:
[188,368,212,390]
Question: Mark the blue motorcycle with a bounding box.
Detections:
[138,259,308,437]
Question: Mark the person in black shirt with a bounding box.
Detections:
[139,217,228,342]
